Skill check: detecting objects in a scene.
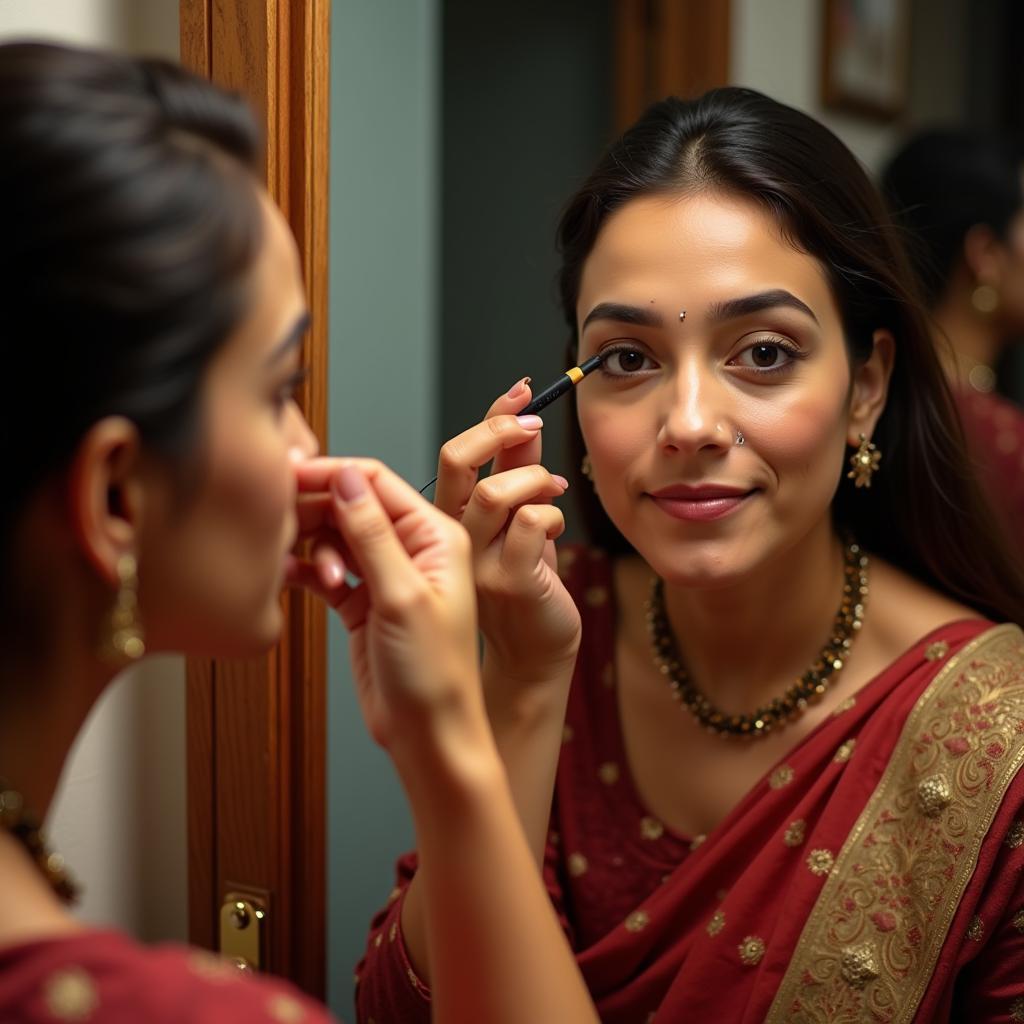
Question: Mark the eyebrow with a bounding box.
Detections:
[580,289,818,333]
[581,302,664,332]
[707,289,819,325]
[266,312,311,365]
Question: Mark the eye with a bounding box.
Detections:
[732,338,804,374]
[599,344,659,377]
[274,367,309,409]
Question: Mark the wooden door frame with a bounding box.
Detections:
[614,0,731,133]
[179,0,330,999]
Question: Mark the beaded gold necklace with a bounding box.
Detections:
[0,783,79,903]
[645,539,869,738]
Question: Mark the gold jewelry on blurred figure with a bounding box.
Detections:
[105,554,145,660]
[965,360,997,394]
[847,434,881,489]
[971,283,999,315]
[581,453,594,482]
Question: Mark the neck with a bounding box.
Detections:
[0,642,115,826]
[0,643,112,947]
[659,524,847,714]
[932,292,1004,389]
[0,501,121,944]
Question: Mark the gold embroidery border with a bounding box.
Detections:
[766,624,1024,1023]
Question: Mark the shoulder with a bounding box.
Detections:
[0,929,337,1023]
[955,389,1024,473]
[865,556,988,660]
[956,387,1024,431]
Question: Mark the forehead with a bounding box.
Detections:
[213,190,306,372]
[577,191,836,321]
[251,189,305,302]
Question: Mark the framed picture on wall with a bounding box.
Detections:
[822,0,910,119]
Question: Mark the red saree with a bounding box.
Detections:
[955,388,1024,560]
[0,928,337,1022]
[355,546,1024,1024]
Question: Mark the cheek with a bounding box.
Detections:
[208,425,294,541]
[172,412,294,598]
[579,398,650,468]
[159,436,292,650]
[740,389,848,471]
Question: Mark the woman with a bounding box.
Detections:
[358,90,1024,1022]
[0,42,597,1024]
[883,130,1024,558]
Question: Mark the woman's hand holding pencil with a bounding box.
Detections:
[432,379,583,690]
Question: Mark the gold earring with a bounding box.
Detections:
[971,283,999,314]
[581,453,594,482]
[847,433,881,489]
[105,554,146,661]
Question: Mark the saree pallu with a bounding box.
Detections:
[354,546,1024,1023]
[560,549,1024,1023]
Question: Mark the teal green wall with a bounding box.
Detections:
[327,0,439,1015]
[326,3,612,1015]
[439,0,612,514]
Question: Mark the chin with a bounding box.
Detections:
[170,605,285,659]
[649,554,750,591]
[245,602,286,653]
[629,528,762,591]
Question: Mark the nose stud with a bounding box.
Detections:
[678,310,686,321]
[735,430,745,446]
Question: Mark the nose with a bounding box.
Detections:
[287,401,320,461]
[656,359,732,455]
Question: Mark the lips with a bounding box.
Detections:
[646,483,757,522]
[648,483,752,500]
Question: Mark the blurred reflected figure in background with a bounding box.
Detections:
[883,131,1024,555]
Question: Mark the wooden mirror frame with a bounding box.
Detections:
[614,0,731,133]
[179,0,330,999]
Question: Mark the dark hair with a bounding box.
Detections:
[0,42,262,587]
[881,130,1024,306]
[557,88,1024,623]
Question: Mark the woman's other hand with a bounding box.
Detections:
[433,380,582,688]
[287,458,482,756]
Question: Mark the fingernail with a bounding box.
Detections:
[332,465,368,504]
[516,415,543,430]
[507,376,531,398]
[323,562,343,585]
[552,474,569,490]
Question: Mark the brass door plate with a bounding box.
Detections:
[219,889,269,972]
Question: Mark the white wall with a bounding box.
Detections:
[47,659,187,942]
[729,0,969,173]
[0,0,187,944]
[0,0,179,54]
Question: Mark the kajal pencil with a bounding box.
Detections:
[516,353,604,415]
[419,353,605,493]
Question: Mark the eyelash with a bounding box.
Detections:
[597,342,658,377]
[275,367,309,407]
[734,337,809,376]
[597,337,808,378]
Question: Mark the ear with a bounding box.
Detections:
[67,417,147,587]
[962,223,1003,286]
[847,330,895,444]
